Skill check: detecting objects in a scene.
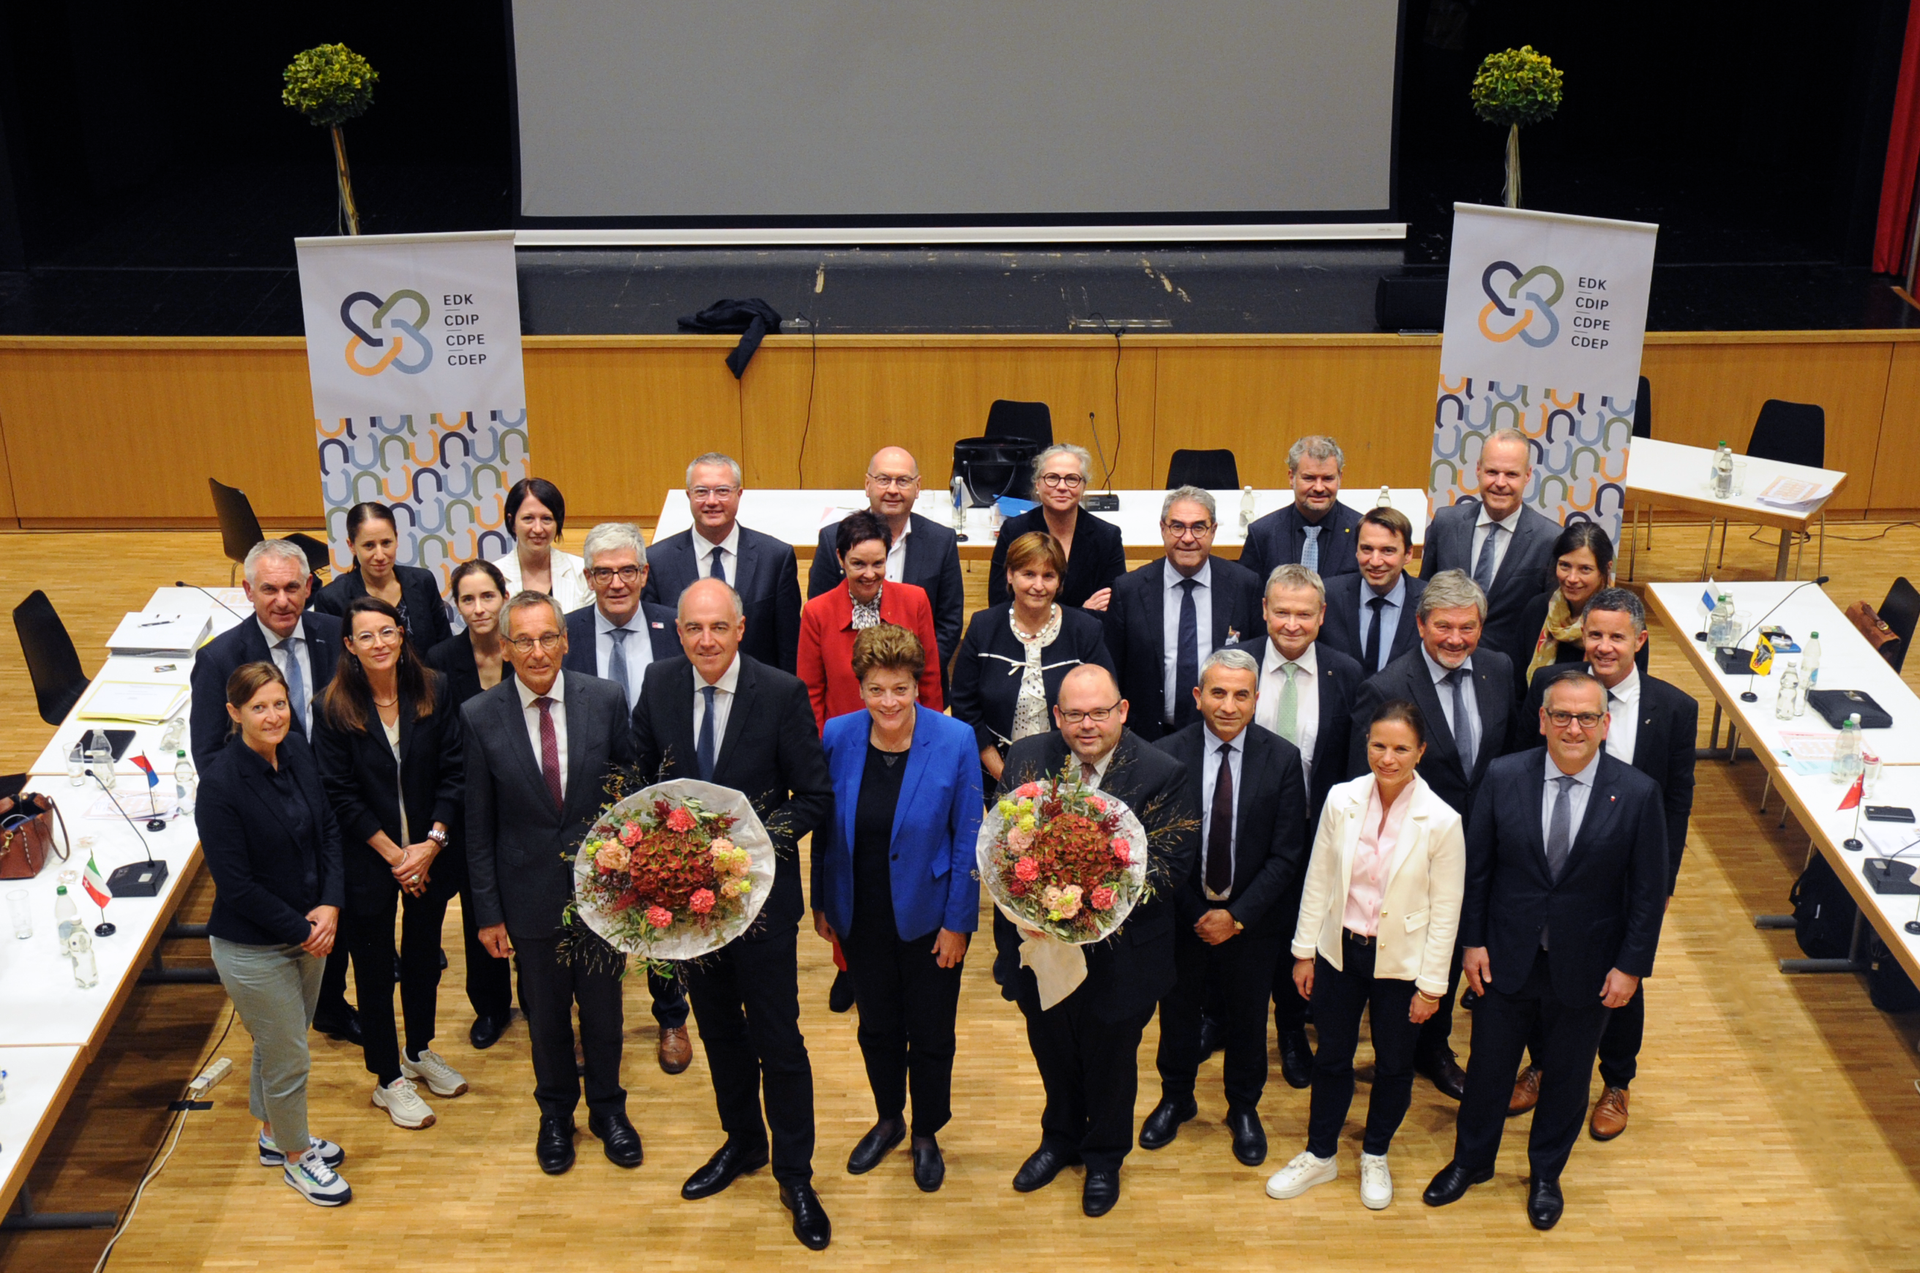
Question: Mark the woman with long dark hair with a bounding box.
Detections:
[314,502,454,650]
[314,596,468,1130]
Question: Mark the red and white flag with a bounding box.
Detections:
[1838,774,1865,812]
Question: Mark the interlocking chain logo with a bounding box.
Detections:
[1476,261,1564,348]
[341,289,435,376]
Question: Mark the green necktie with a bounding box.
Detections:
[1277,661,1300,744]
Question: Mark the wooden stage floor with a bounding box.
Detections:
[2,520,1918,1271]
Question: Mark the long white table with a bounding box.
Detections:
[0,1046,100,1227]
[1645,581,1920,986]
[1625,437,1847,582]
[654,487,1429,560]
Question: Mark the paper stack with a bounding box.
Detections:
[1754,475,1834,510]
[106,611,212,657]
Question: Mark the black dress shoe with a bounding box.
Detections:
[682,1140,770,1200]
[1421,1159,1493,1207]
[846,1118,905,1174]
[588,1111,644,1167]
[1416,1049,1469,1102]
[468,1014,509,1050]
[536,1116,576,1175]
[1226,1105,1267,1166]
[828,970,857,1014]
[1527,1175,1564,1230]
[1082,1169,1120,1217]
[911,1136,944,1192]
[1197,1014,1224,1059]
[1012,1143,1080,1192]
[438,946,448,970]
[1137,1096,1197,1150]
[780,1183,832,1251]
[312,1006,364,1047]
[1278,1027,1315,1090]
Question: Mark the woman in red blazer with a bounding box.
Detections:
[799,510,944,730]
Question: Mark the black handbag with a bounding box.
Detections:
[1867,935,1920,1012]
[1807,688,1893,730]
[1789,853,1856,960]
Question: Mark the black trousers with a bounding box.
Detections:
[1158,925,1280,1109]
[1453,949,1611,1182]
[1016,971,1152,1176]
[1269,878,1311,1034]
[441,850,511,1023]
[1523,978,1646,1089]
[1303,936,1421,1157]
[845,921,963,1136]
[683,927,816,1186]
[1414,940,1466,1062]
[319,944,352,1015]
[343,878,452,1085]
[648,968,689,1029]
[513,929,627,1122]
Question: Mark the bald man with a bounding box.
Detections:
[998,664,1198,1218]
[808,447,964,690]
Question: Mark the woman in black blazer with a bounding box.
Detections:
[314,596,467,1130]
[314,502,454,651]
[199,660,351,1205]
[950,530,1115,798]
[425,559,514,710]
[985,444,1126,610]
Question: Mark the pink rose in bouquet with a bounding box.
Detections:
[645,905,674,929]
[618,821,644,848]
[595,842,631,873]
[665,806,697,833]
[1089,885,1115,911]
[689,889,716,914]
[1013,856,1040,882]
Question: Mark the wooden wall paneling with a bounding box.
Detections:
[521,339,744,525]
[1868,340,1920,511]
[0,339,316,524]
[1150,340,1443,490]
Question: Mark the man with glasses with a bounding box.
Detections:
[562,522,689,1075]
[464,591,644,1177]
[643,452,803,673]
[1241,436,1365,585]
[1423,672,1666,1231]
[807,447,964,690]
[987,444,1127,611]
[1102,486,1261,743]
[998,664,1197,1217]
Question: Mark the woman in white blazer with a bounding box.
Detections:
[1265,698,1465,1211]
[488,477,593,613]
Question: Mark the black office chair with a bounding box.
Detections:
[951,437,1040,507]
[210,478,331,584]
[1878,577,1920,674]
[15,590,89,726]
[1711,399,1828,578]
[984,400,1053,451]
[1165,448,1239,490]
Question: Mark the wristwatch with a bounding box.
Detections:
[1231,917,1245,933]
[426,828,449,849]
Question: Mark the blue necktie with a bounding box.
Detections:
[1448,668,1477,770]
[606,627,631,706]
[1300,525,1321,574]
[696,684,717,780]
[278,637,307,737]
[1473,523,1500,593]
[708,548,727,584]
[1174,578,1199,726]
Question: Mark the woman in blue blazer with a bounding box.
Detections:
[811,623,982,1194]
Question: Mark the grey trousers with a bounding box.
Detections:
[210,936,324,1157]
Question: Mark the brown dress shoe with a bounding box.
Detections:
[658,1025,693,1074]
[1508,1065,1541,1116]
[1589,1085,1630,1139]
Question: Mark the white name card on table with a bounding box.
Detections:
[104,612,211,657]
[74,682,189,725]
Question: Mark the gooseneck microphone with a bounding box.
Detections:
[1730,576,1831,650]
[86,767,170,898]
[175,580,245,620]
[1715,576,1831,689]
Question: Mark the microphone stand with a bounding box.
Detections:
[1714,576,1831,676]
[173,580,245,620]
[85,768,170,898]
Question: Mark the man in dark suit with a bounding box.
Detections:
[1320,506,1428,675]
[1508,588,1696,1141]
[1418,428,1561,670]
[188,538,355,1040]
[999,664,1198,1218]
[464,591,644,1176]
[1103,486,1261,743]
[806,446,964,689]
[631,578,835,1251]
[1142,649,1306,1166]
[1349,569,1515,1101]
[1240,435,1364,584]
[561,522,689,1074]
[641,452,803,674]
[1423,672,1667,1230]
[1227,562,1362,1089]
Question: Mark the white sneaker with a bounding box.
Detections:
[371,1076,436,1129]
[1265,1150,1338,1199]
[1359,1152,1393,1209]
[400,1048,469,1097]
[283,1148,352,1206]
[258,1133,344,1168]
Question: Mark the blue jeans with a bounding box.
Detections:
[210,937,323,1158]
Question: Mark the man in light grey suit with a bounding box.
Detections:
[465,591,642,1177]
[1419,429,1561,672]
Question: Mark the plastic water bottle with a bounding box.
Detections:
[159,716,186,753]
[173,750,196,815]
[84,729,114,789]
[65,926,97,989]
[1239,485,1256,530]
[1712,442,1735,499]
[55,885,79,948]
[1708,594,1735,648]
[1377,484,1392,509]
[949,474,967,530]
[1802,631,1821,690]
[1775,661,1800,721]
[1832,714,1864,785]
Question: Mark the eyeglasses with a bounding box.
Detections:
[1039,472,1086,489]
[1162,519,1215,538]
[866,473,919,489]
[351,626,401,647]
[586,566,643,584]
[506,634,565,654]
[690,485,738,500]
[1544,710,1605,728]
[1057,702,1122,724]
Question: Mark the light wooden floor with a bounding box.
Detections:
[4,519,1920,1271]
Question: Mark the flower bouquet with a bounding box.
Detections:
[977,760,1149,944]
[570,778,775,963]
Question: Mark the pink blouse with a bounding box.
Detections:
[1342,781,1412,937]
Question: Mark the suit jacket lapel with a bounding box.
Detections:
[1407,667,1464,780]
[891,707,935,841]
[240,760,300,841]
[1489,509,1542,597]
[712,659,755,782]
[495,685,549,809]
[1566,757,1623,874]
[731,532,757,601]
[1471,666,1506,780]
[562,677,591,813]
[1207,556,1237,646]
